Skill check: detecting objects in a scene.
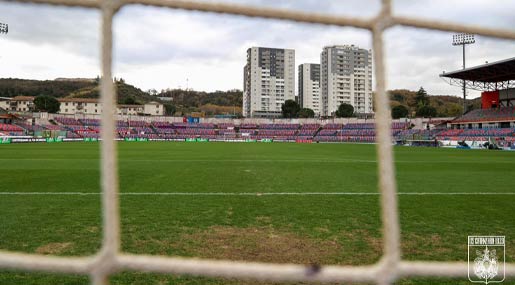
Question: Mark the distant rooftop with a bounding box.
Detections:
[54,78,96,82]
[440,57,515,83]
[323,44,370,51]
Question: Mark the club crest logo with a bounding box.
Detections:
[468,236,505,284]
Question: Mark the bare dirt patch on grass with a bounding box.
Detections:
[339,229,382,264]
[177,226,342,264]
[125,226,383,265]
[401,233,456,260]
[35,242,73,255]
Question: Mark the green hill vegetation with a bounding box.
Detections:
[0,78,97,98]
[0,77,156,105]
[156,89,243,116]
[388,88,481,118]
[0,78,479,117]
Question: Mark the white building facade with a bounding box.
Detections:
[0,96,35,112]
[320,45,373,116]
[143,102,165,116]
[59,98,102,115]
[243,47,295,118]
[298,63,321,116]
[0,96,164,116]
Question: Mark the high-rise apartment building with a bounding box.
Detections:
[320,45,373,116]
[243,47,295,118]
[298,63,321,116]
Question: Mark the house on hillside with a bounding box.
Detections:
[0,96,35,112]
[0,96,164,116]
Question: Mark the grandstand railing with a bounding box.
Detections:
[1,0,515,284]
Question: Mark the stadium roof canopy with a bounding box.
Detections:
[440,57,515,91]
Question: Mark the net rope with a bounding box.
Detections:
[1,0,514,284]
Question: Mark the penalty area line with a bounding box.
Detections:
[0,192,515,196]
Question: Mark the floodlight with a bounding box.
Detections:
[452,33,475,46]
[0,23,7,34]
[452,33,476,114]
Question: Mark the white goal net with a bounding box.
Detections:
[0,0,514,284]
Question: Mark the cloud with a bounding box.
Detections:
[182,0,381,18]
[0,40,99,80]
[393,0,515,30]
[0,2,100,58]
[1,0,514,98]
[384,26,515,97]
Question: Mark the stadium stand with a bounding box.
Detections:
[151,121,173,128]
[217,123,235,129]
[151,121,175,138]
[0,123,25,136]
[117,121,129,127]
[239,123,259,129]
[41,124,64,130]
[253,124,300,141]
[322,123,343,129]
[343,123,375,129]
[127,120,149,127]
[313,123,341,142]
[54,117,82,126]
[297,124,320,137]
[436,127,515,141]
[315,122,409,143]
[64,126,99,138]
[453,106,515,123]
[173,122,215,129]
[1,117,513,145]
[15,122,45,132]
[80,119,101,126]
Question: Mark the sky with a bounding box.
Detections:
[1,0,515,98]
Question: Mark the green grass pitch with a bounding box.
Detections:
[0,142,514,284]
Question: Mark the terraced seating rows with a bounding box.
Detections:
[9,119,512,143]
[454,107,515,123]
[436,128,515,140]
[0,123,25,136]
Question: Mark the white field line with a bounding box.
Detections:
[1,158,515,164]
[0,192,515,196]
[0,158,377,163]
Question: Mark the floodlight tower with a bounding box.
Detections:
[452,33,475,114]
[0,22,7,34]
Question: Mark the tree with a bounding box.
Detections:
[34,95,60,113]
[415,87,429,107]
[445,103,463,117]
[416,105,437,117]
[122,96,137,105]
[147,89,158,96]
[281,99,300,118]
[335,103,354,118]
[164,104,176,116]
[391,105,409,119]
[298,108,315,118]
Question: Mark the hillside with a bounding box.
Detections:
[0,78,97,98]
[156,89,243,116]
[388,89,481,117]
[0,78,156,105]
[0,78,480,117]
[0,78,244,116]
